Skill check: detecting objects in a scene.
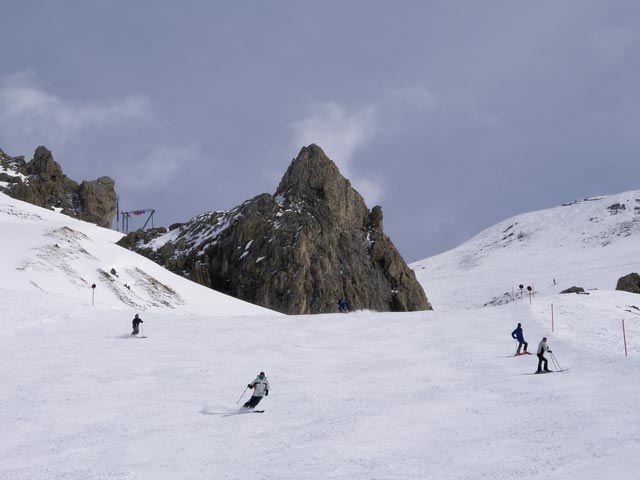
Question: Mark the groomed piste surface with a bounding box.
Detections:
[1,191,640,479]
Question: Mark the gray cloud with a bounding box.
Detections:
[291,101,382,204]
[1,1,639,259]
[115,143,204,191]
[0,73,150,158]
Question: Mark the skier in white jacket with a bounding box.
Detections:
[536,337,552,374]
[243,372,270,409]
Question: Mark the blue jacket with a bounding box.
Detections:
[511,326,524,342]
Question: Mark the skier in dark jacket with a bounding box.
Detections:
[536,337,552,373]
[243,372,270,409]
[131,314,143,335]
[337,299,348,313]
[511,323,528,355]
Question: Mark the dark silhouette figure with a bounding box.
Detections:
[131,314,143,335]
[337,299,348,313]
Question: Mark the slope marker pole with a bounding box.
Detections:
[623,319,628,357]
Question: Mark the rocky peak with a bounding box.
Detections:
[276,144,368,231]
[119,144,432,315]
[0,146,117,228]
[27,146,64,182]
[277,145,349,201]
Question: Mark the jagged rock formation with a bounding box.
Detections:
[616,273,640,294]
[0,146,116,227]
[118,144,432,314]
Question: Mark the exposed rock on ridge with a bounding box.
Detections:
[0,146,116,227]
[616,273,640,294]
[118,144,432,314]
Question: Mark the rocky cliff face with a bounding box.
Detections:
[0,146,116,227]
[118,144,431,314]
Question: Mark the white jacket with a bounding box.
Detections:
[537,340,550,355]
[251,376,270,397]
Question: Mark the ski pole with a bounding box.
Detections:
[551,352,560,369]
[550,352,562,370]
[549,354,559,371]
[236,386,249,404]
[548,352,557,370]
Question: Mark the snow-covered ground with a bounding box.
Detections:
[2,191,640,479]
[0,192,274,317]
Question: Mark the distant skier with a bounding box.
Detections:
[337,298,348,313]
[511,323,528,355]
[536,337,552,373]
[131,313,143,336]
[243,371,270,409]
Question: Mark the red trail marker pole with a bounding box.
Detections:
[623,319,628,357]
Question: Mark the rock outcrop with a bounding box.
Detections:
[616,273,640,294]
[118,144,432,314]
[560,286,587,294]
[0,146,116,227]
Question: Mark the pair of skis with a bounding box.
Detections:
[222,409,265,417]
[508,351,569,375]
[523,368,569,375]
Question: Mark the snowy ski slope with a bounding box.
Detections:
[1,191,640,479]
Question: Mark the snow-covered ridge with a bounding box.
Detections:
[146,195,311,260]
[453,191,639,256]
[412,190,640,309]
[0,192,277,316]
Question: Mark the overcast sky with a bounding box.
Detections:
[1,1,639,260]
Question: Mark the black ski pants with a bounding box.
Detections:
[243,395,263,409]
[516,340,528,354]
[537,353,548,372]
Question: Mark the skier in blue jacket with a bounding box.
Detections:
[511,323,528,355]
[337,299,348,313]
